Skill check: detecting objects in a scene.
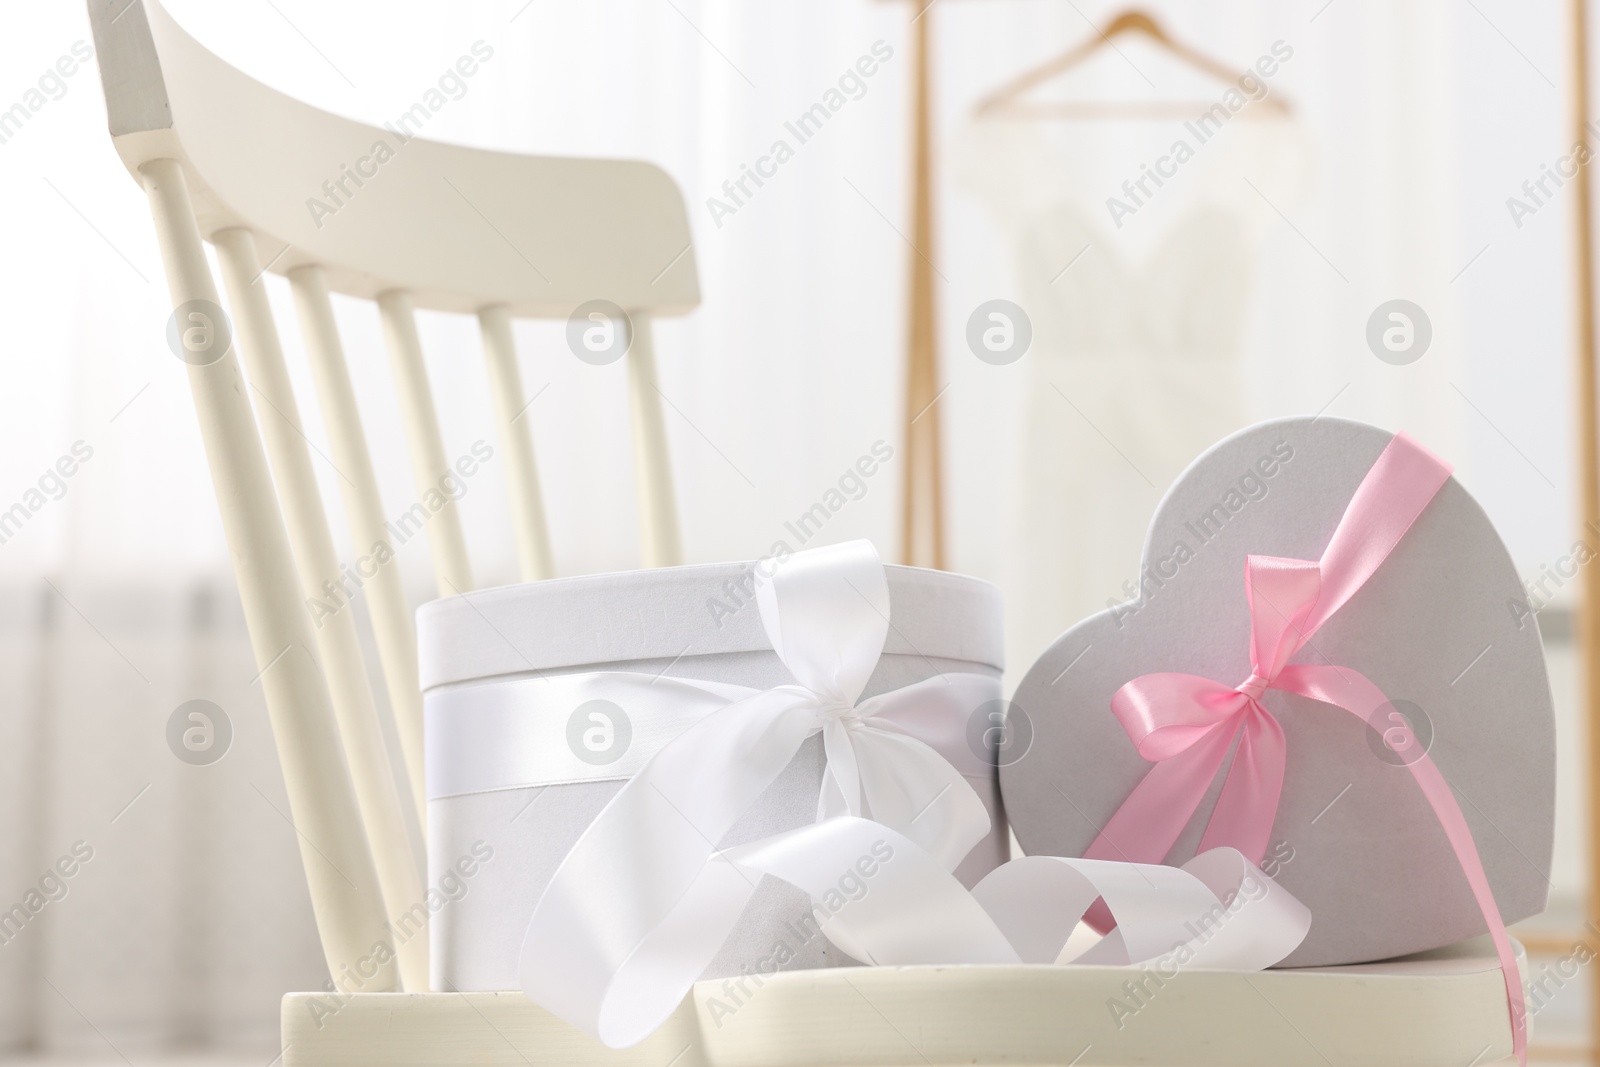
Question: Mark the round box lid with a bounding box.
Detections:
[417,560,1003,691]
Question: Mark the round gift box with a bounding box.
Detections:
[416,558,1007,992]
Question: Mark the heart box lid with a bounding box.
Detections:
[1003,416,1555,967]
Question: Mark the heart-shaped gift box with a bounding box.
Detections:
[1004,415,1555,966]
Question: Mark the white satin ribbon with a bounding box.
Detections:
[515,542,994,1042]
[425,673,995,797]
[510,541,1311,1049]
[427,675,767,793]
[724,818,1310,973]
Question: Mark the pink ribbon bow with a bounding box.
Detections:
[1085,432,1526,1067]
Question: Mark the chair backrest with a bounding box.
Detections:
[88,0,701,995]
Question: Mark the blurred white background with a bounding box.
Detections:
[0,0,1587,1061]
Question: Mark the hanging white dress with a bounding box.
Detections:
[954,112,1312,674]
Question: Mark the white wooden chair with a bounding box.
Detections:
[88,0,693,1000]
[89,3,1523,1063]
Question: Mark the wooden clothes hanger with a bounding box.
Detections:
[976,8,1292,120]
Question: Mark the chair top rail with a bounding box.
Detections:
[89,0,701,318]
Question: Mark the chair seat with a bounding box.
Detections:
[280,936,1519,1066]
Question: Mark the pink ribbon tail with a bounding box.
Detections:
[1194,708,1286,861]
[1278,663,1526,1067]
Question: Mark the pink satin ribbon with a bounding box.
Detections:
[1084,433,1526,1066]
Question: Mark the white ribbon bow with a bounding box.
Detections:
[518,542,995,1043]
[514,541,1311,1048]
